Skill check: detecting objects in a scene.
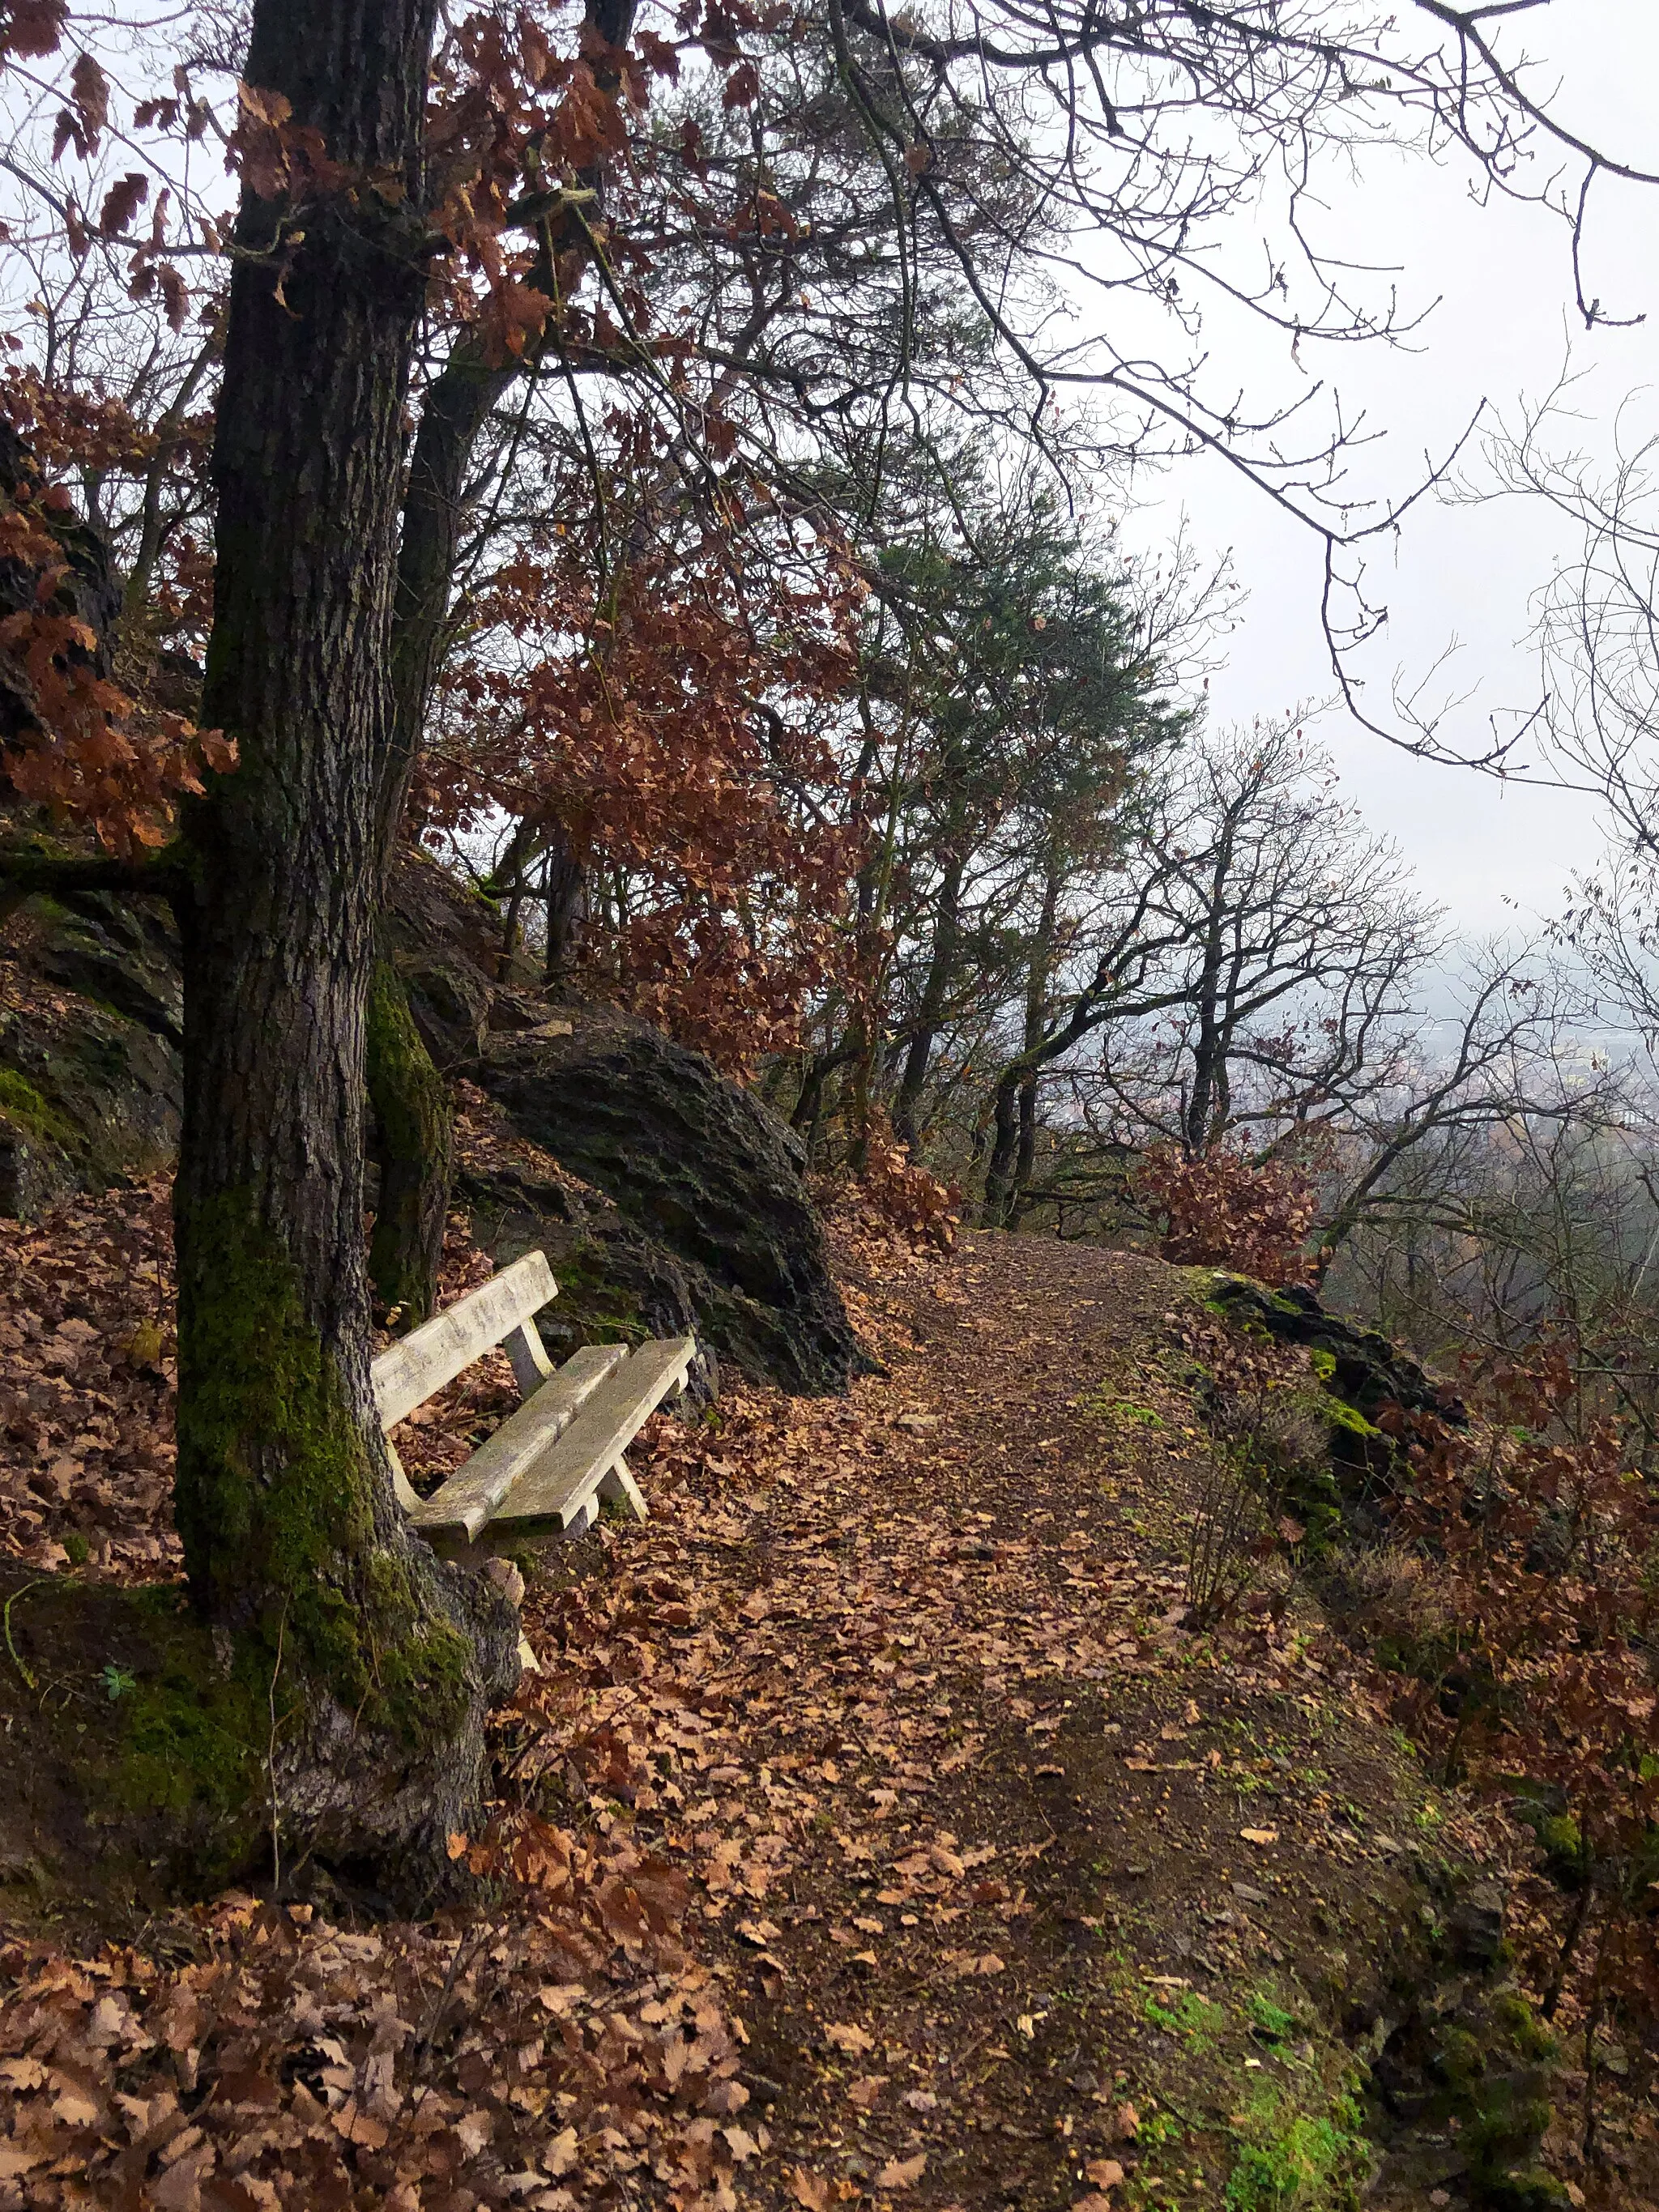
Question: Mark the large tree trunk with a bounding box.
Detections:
[364,0,642,1325]
[173,0,515,1881]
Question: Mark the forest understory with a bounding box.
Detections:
[2,1187,1653,2212]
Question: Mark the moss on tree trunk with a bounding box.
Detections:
[366,957,452,1327]
[168,0,516,1885]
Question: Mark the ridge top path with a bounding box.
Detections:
[515,1226,1477,2212]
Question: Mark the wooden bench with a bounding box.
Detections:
[369,1250,697,1558]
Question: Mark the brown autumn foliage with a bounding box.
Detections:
[838,1116,961,1255]
[0,2,779,854]
[0,392,228,852]
[425,479,861,1072]
[1137,1140,1317,1286]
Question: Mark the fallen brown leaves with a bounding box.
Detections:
[0,1835,755,2212]
[0,1177,177,1579]
[8,1177,1623,2208]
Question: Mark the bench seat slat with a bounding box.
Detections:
[372,1251,557,1430]
[407,1342,626,1540]
[490,1336,695,1538]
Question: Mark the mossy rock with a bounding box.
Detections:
[1206,1274,1459,1425]
[0,888,182,1216]
[1476,2167,1573,2212]
[476,1008,859,1392]
[1369,1869,1563,2205]
[551,1237,650,1345]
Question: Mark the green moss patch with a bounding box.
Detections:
[0,1065,75,1149]
[0,1572,271,1912]
[552,1239,647,1345]
[173,1187,473,1752]
[1081,1383,1166,1427]
[1225,2077,1369,2211]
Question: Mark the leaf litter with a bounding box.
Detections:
[0,1184,1612,2208]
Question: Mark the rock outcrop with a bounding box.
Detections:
[0,887,181,1217]
[0,847,859,1395]
[476,1015,856,1394]
[381,855,859,1393]
[1208,1272,1465,1424]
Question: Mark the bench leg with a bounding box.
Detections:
[386,1440,423,1517]
[504,1317,557,1396]
[597,1455,648,1522]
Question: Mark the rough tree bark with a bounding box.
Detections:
[362,0,640,1324]
[980,859,1061,1229]
[172,0,516,1877]
[542,823,586,985]
[366,946,454,1326]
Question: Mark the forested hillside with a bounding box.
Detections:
[4,5,1659,2210]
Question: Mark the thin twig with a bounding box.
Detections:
[3,1581,45,1691]
[267,1600,287,1897]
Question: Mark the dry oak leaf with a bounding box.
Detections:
[789,2168,831,2211]
[847,2074,887,2109]
[543,2125,579,2176]
[1239,1827,1279,1846]
[825,2021,875,2055]
[876,2153,927,2189]
[1073,2196,1117,2212]
[1085,2159,1127,2189]
[332,2098,389,2150]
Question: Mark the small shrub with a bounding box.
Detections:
[1367,1344,1659,2141]
[1184,1443,1277,1631]
[1180,1326,1328,1627]
[1224,2081,1368,2212]
[853,1114,961,1251]
[1140,1142,1317,1286]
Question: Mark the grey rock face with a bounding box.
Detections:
[475,1009,859,1394]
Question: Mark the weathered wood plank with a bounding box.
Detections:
[406,1342,627,1540]
[490,1335,695,1538]
[386,1438,422,1516]
[372,1250,557,1430]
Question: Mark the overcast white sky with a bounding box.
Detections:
[1115,0,1659,938]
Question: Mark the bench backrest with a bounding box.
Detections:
[371,1249,556,1429]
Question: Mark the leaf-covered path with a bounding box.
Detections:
[0,1207,1499,2212]
[514,1223,1469,2212]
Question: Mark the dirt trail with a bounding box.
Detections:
[526,1225,1484,2212]
[0,1210,1550,2212]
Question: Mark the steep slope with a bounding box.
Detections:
[3,1213,1626,2211]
